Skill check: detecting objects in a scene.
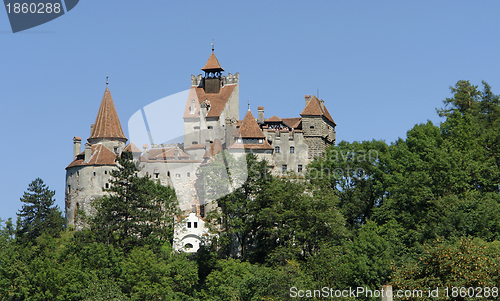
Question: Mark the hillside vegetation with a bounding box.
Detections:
[1,80,500,300]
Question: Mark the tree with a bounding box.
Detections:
[90,152,180,252]
[308,140,389,231]
[16,178,64,243]
[205,153,271,260]
[392,237,500,301]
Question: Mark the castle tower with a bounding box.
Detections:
[65,86,127,229]
[183,49,239,150]
[300,95,336,158]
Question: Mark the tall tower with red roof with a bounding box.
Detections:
[184,49,240,153]
[65,85,129,229]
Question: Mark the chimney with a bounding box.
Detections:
[90,124,94,136]
[142,144,148,153]
[225,118,233,148]
[305,95,312,106]
[320,99,325,111]
[73,136,82,160]
[200,101,208,145]
[84,143,91,162]
[174,148,179,159]
[257,106,264,123]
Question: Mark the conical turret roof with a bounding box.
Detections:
[88,87,127,141]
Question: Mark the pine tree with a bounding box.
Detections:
[16,178,64,243]
[90,152,180,252]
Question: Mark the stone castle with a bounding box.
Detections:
[65,50,336,252]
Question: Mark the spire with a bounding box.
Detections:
[201,52,224,72]
[88,87,127,141]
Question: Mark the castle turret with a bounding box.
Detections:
[88,86,127,154]
[201,48,224,94]
[300,95,336,158]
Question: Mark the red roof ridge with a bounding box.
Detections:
[266,115,282,122]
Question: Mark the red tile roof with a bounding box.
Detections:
[123,142,142,153]
[201,52,224,71]
[66,144,117,169]
[88,87,127,141]
[238,110,265,138]
[211,138,223,156]
[148,147,190,160]
[300,95,336,125]
[281,117,302,129]
[266,115,282,122]
[183,85,237,119]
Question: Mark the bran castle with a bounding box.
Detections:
[65,50,336,252]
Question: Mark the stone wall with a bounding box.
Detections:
[304,136,328,158]
[65,165,115,229]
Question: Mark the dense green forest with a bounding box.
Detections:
[1,80,500,300]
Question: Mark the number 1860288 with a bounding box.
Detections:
[5,3,61,14]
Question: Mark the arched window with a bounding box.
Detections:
[275,146,280,153]
[185,243,193,249]
[290,146,295,153]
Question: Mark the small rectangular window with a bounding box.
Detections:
[105,183,109,189]
[194,222,198,228]
[187,222,192,228]
[282,164,287,173]
[298,164,303,172]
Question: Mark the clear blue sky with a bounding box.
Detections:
[2,1,500,222]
